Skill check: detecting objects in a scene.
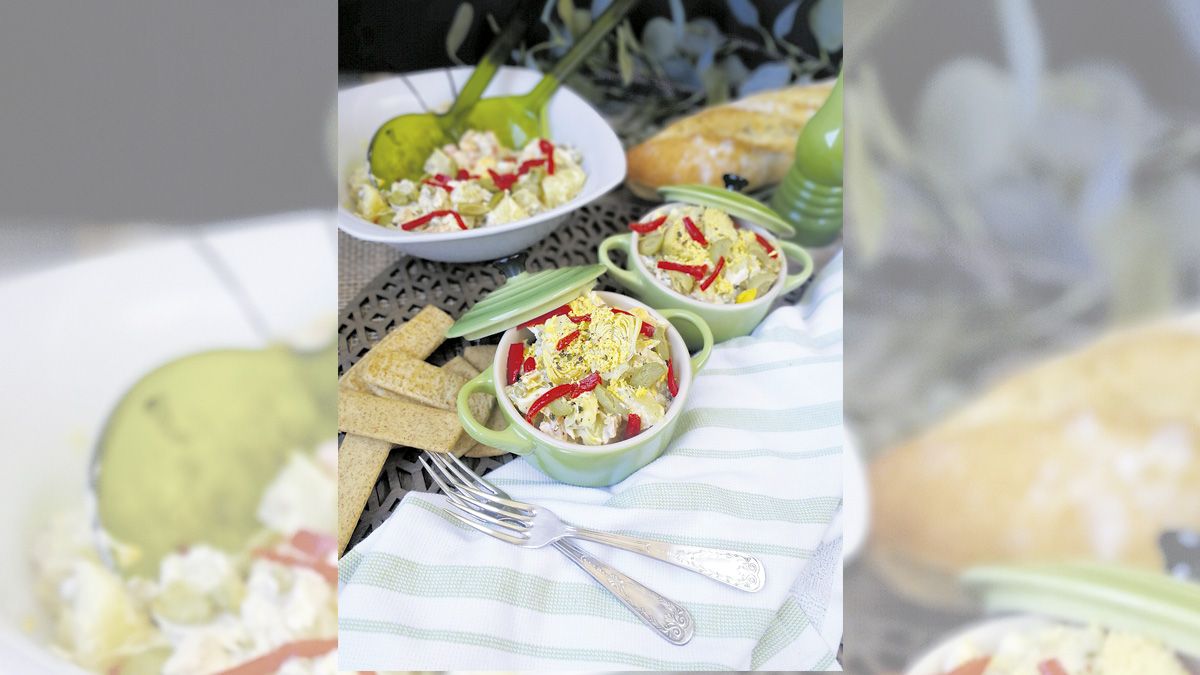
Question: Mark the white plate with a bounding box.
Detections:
[337,66,626,263]
[0,212,335,673]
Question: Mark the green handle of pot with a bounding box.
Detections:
[442,0,539,133]
[457,368,534,455]
[658,309,713,372]
[525,0,641,110]
[598,234,648,294]
[778,240,815,293]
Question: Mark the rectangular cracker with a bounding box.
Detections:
[462,344,498,372]
[337,434,393,557]
[338,389,463,453]
[360,352,468,410]
[441,356,498,456]
[441,355,479,381]
[341,306,453,391]
[466,406,510,457]
[465,443,509,458]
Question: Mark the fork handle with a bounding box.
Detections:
[568,528,766,592]
[552,540,694,645]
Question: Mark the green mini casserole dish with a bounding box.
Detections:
[449,265,713,487]
[599,187,814,347]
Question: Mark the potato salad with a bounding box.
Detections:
[504,292,676,446]
[934,624,1191,675]
[350,130,586,233]
[634,205,782,304]
[34,444,338,675]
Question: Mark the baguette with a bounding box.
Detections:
[625,81,834,199]
[868,314,1200,608]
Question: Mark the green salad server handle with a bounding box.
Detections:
[368,0,537,184]
[770,72,843,247]
[465,0,641,148]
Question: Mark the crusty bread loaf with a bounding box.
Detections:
[625,81,835,199]
[868,313,1200,608]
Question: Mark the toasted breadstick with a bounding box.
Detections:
[338,390,463,453]
[337,434,392,557]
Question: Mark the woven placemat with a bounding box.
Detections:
[338,185,812,551]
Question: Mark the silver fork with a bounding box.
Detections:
[423,453,766,592]
[420,452,694,645]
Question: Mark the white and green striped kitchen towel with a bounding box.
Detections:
[338,252,844,671]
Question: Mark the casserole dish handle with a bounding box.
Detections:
[457,368,535,455]
[597,234,649,294]
[659,309,713,372]
[778,241,815,294]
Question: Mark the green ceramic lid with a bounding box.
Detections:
[658,184,796,237]
[963,562,1200,657]
[447,264,606,340]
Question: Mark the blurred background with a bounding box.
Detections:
[843,0,1200,671]
[0,2,339,673]
[0,1,334,279]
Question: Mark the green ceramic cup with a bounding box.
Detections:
[598,204,814,348]
[456,291,713,487]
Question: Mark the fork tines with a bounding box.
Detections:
[420,453,534,544]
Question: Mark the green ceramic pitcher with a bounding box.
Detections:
[770,72,843,247]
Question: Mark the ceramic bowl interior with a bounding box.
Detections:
[631,203,788,312]
[337,66,625,250]
[490,291,693,455]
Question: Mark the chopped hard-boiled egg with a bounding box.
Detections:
[505,292,675,446]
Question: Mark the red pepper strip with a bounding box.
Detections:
[422,178,453,193]
[571,372,601,397]
[517,304,572,329]
[488,168,518,191]
[639,321,655,338]
[252,549,337,584]
[522,356,536,374]
[455,168,478,180]
[290,530,336,559]
[611,308,634,316]
[666,358,679,396]
[657,260,708,280]
[683,216,708,246]
[568,314,591,323]
[526,383,576,422]
[539,138,556,174]
[754,232,778,257]
[488,158,546,193]
[625,413,642,438]
[399,209,468,231]
[556,330,581,351]
[506,343,524,385]
[518,158,546,174]
[1037,660,1069,675]
[215,639,338,675]
[699,256,726,291]
[629,215,667,234]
